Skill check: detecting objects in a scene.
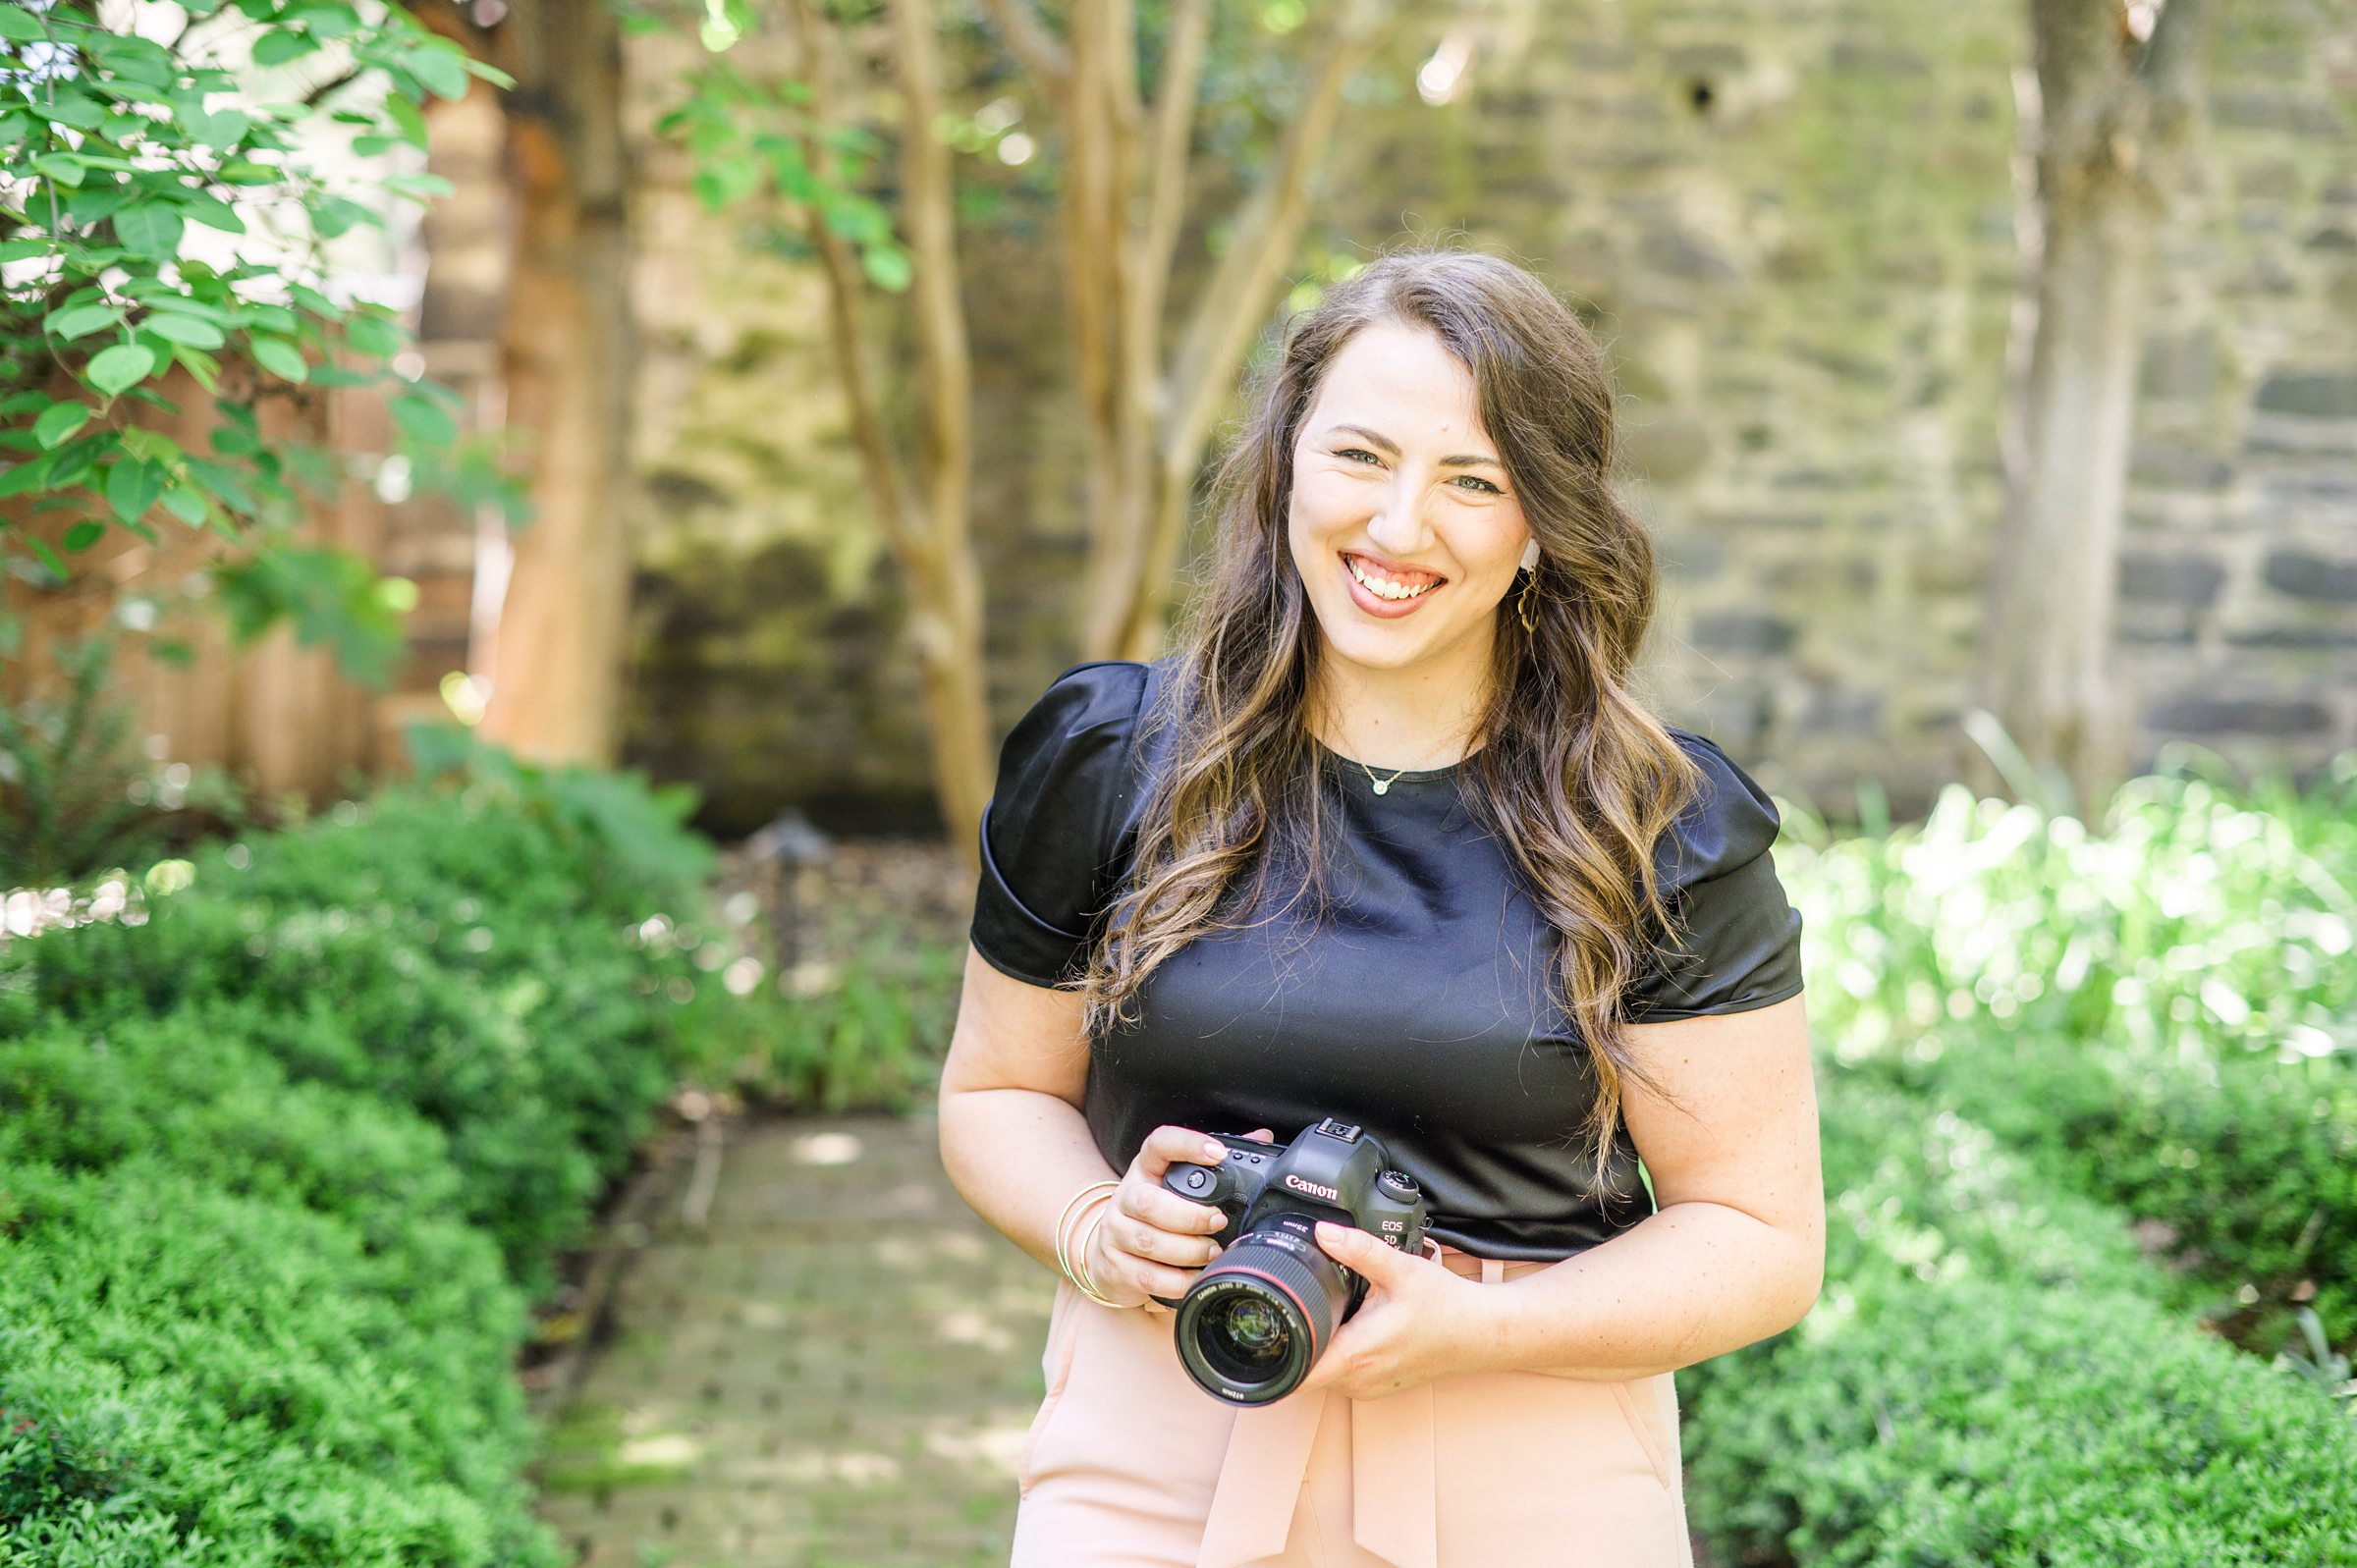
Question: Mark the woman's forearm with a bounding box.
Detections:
[1462,1201,1824,1381]
[938,1085,1124,1273]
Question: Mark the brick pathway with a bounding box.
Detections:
[534,1110,1047,1568]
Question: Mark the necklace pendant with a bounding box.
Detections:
[1371,778,1391,795]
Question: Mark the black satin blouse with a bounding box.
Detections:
[968,657,1805,1261]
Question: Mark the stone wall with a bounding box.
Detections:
[615,0,2357,835]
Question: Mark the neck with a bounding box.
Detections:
[1308,640,1493,770]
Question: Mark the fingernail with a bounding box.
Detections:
[1203,1141,1226,1161]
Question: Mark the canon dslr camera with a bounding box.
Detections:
[1156,1117,1430,1406]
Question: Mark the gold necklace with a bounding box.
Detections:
[1357,759,1412,796]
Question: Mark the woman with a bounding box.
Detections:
[938,248,1822,1568]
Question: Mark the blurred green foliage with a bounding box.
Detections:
[0,630,250,885]
[1,0,527,682]
[1780,754,2357,1357]
[1681,755,2357,1566]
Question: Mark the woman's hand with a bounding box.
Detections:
[1292,1221,1496,1401]
[1082,1123,1268,1311]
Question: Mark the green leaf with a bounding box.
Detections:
[32,153,87,189]
[0,455,57,499]
[406,39,472,101]
[182,193,247,234]
[172,344,222,396]
[87,343,159,397]
[112,202,186,256]
[380,172,454,201]
[33,404,90,450]
[160,484,209,526]
[26,535,67,582]
[46,303,124,342]
[310,195,374,239]
[249,336,308,383]
[0,6,47,41]
[106,458,163,523]
[62,521,107,554]
[143,313,226,349]
[382,93,427,148]
[860,243,913,293]
[251,29,320,67]
[0,239,51,262]
[343,312,405,357]
[289,3,359,40]
[389,391,459,447]
[186,106,253,149]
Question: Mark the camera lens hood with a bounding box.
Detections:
[1174,1227,1348,1407]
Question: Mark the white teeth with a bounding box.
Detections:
[1346,557,1440,602]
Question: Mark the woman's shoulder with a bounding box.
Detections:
[972,660,1159,986]
[1653,726,1783,890]
[1629,726,1803,1020]
[1025,658,1154,727]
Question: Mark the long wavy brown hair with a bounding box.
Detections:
[1077,246,1706,1184]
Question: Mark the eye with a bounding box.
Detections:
[1453,474,1504,496]
[1339,445,1499,495]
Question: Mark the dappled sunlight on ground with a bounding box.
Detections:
[534,1111,1048,1567]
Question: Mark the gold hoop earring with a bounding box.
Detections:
[1515,569,1539,634]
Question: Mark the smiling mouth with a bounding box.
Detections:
[1343,553,1445,602]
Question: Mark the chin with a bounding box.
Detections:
[1317,612,1434,669]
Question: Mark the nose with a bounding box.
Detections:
[1365,468,1440,556]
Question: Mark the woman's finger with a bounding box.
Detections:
[1088,1221,1198,1303]
[1106,1207,1222,1267]
[1123,1179,1231,1235]
[1134,1123,1227,1182]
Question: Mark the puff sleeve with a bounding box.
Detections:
[968,660,1153,989]
[1624,730,1806,1021]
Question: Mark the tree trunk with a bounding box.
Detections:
[1974,0,2208,817]
[476,0,635,766]
[791,0,994,871]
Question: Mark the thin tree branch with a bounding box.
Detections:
[786,0,919,562]
[1161,0,1395,467]
[1135,0,1210,351]
[979,0,1069,90]
[2136,0,2207,113]
[893,0,971,556]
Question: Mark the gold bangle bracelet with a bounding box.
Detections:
[1069,1195,1125,1307]
[1053,1179,1121,1295]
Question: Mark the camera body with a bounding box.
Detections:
[1155,1117,1432,1404]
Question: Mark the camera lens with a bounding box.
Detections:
[1173,1224,1351,1406]
[1201,1293,1290,1379]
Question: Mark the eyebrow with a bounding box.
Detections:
[1323,423,1505,470]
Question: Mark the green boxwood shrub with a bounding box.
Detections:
[1863,1034,2357,1349]
[0,763,724,1567]
[0,1161,561,1568]
[1683,1075,2357,1567]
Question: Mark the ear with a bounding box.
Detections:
[1519,537,1540,573]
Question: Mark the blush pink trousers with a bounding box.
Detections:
[1008,1245,1695,1568]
